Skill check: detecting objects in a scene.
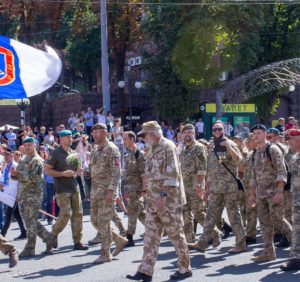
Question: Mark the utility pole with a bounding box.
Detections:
[100,0,110,113]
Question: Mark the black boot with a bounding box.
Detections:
[276,235,290,248]
[14,232,27,240]
[126,234,135,247]
[222,220,232,239]
[246,236,257,245]
[126,272,152,282]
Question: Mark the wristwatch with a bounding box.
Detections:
[160,192,168,197]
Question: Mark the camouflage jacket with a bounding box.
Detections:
[124,147,146,192]
[250,143,287,199]
[290,153,300,193]
[242,150,254,189]
[145,137,186,212]
[179,140,207,192]
[89,141,121,199]
[207,139,244,194]
[15,152,44,196]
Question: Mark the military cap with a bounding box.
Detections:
[182,124,195,132]
[22,137,37,144]
[251,124,267,132]
[92,123,107,131]
[138,121,161,136]
[267,128,280,136]
[59,130,72,138]
[289,129,300,136]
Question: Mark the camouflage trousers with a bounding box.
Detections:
[0,234,15,255]
[284,190,292,224]
[19,193,53,251]
[198,192,246,245]
[257,197,292,254]
[183,190,219,243]
[291,188,300,259]
[138,209,191,277]
[239,191,257,239]
[52,191,83,244]
[90,198,119,251]
[127,191,146,235]
[112,208,126,236]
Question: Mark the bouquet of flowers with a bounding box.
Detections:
[66,153,81,171]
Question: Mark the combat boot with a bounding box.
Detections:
[212,231,222,248]
[19,248,35,258]
[93,249,112,264]
[187,241,206,253]
[228,240,247,254]
[88,232,102,245]
[112,234,128,257]
[44,234,58,254]
[8,248,20,268]
[281,259,300,271]
[126,234,135,247]
[252,252,276,263]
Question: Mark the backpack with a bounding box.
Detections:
[252,144,291,191]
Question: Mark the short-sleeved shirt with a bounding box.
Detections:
[46,146,78,193]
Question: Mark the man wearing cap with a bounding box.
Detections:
[249,124,292,262]
[281,129,300,271]
[123,131,147,247]
[179,124,221,244]
[10,137,57,257]
[188,122,246,254]
[45,130,88,251]
[127,121,192,282]
[88,123,128,264]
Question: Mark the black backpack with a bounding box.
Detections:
[252,144,291,191]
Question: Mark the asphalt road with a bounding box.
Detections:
[0,212,299,282]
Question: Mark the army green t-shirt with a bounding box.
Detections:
[46,146,78,193]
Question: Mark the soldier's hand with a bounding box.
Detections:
[273,191,283,205]
[0,183,3,190]
[76,168,83,176]
[105,190,114,204]
[62,170,76,178]
[124,192,129,201]
[195,187,204,198]
[10,167,18,177]
[248,194,256,208]
[156,197,166,211]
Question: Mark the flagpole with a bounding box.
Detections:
[100,0,110,113]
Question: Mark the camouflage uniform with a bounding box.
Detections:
[250,143,292,257]
[289,153,300,258]
[0,234,15,255]
[89,141,126,260]
[124,148,146,235]
[16,153,54,254]
[284,147,294,224]
[138,137,190,277]
[242,150,257,239]
[179,140,219,242]
[197,140,246,249]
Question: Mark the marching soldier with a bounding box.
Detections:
[89,123,128,264]
[123,131,147,246]
[249,125,292,262]
[127,121,192,281]
[281,129,300,271]
[11,137,57,257]
[188,122,246,254]
[179,124,221,245]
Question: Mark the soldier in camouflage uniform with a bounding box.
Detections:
[11,137,57,257]
[45,130,88,251]
[249,125,292,263]
[89,123,128,264]
[188,122,246,254]
[0,234,19,267]
[179,124,221,244]
[127,121,192,282]
[281,129,300,271]
[123,131,146,246]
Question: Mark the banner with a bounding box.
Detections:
[0,36,62,99]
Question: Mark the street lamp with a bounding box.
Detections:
[118,80,142,130]
[16,98,30,126]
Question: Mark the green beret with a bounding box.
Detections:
[59,130,72,138]
[182,124,195,132]
[267,128,280,136]
[92,123,107,131]
[22,137,37,144]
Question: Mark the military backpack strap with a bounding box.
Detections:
[252,149,257,163]
[134,148,140,160]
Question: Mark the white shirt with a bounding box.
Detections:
[195,122,204,133]
[68,117,76,130]
[97,114,106,124]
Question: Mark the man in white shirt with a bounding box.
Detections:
[225,121,234,137]
[5,129,16,151]
[68,113,76,131]
[195,118,205,139]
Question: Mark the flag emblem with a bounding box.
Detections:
[0,46,15,86]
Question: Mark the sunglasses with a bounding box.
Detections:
[212,128,223,132]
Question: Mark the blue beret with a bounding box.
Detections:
[22,137,37,144]
[267,128,280,135]
[251,124,267,132]
[59,130,72,138]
